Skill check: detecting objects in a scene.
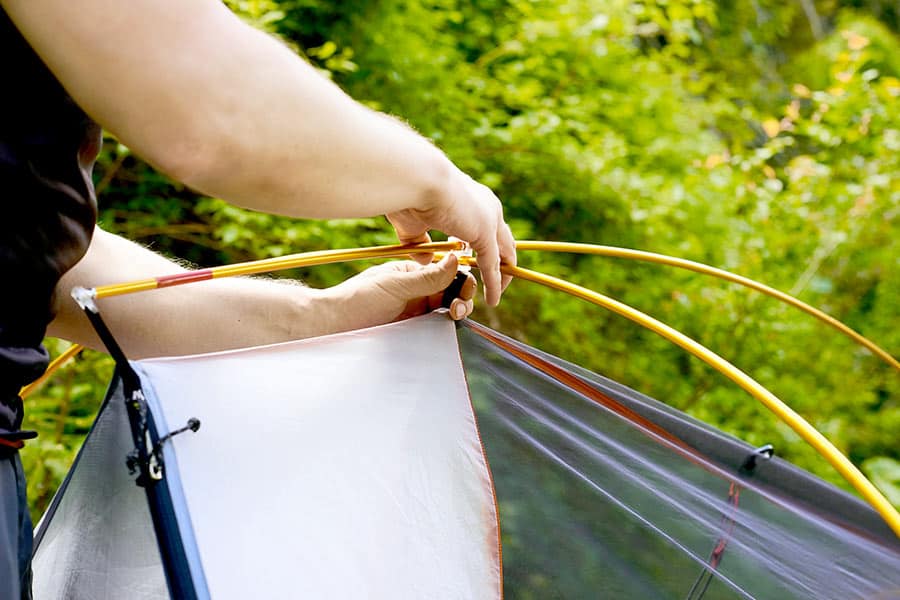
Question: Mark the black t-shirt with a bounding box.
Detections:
[0,10,100,442]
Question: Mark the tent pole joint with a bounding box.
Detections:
[71,286,98,312]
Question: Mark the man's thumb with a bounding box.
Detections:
[394,254,459,298]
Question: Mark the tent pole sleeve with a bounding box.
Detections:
[80,307,140,395]
[494,261,900,539]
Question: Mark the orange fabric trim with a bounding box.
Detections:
[463,321,773,494]
[453,324,504,599]
[465,321,694,454]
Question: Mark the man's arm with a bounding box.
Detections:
[2,0,515,304]
[49,229,474,358]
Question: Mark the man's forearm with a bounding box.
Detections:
[3,0,451,219]
[48,229,345,358]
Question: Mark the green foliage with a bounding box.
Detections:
[20,0,899,536]
[864,457,900,506]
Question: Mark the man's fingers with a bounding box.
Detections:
[387,212,433,265]
[395,231,432,266]
[476,237,502,307]
[448,297,474,320]
[449,298,464,320]
[407,232,433,265]
[391,252,458,298]
[460,272,477,301]
[436,269,476,318]
[498,221,516,293]
[476,195,515,305]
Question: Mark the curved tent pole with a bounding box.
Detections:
[19,241,900,536]
[23,241,897,397]
[90,241,464,299]
[515,241,899,373]
[19,343,84,399]
[484,260,900,539]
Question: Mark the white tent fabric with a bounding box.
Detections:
[31,311,900,598]
[136,312,501,599]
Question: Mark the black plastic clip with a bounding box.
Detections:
[740,443,774,474]
[126,417,200,485]
[149,417,201,476]
[156,418,202,449]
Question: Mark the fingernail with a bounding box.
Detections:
[453,303,466,319]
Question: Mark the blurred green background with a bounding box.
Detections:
[21,0,899,522]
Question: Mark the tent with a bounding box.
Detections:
[31,312,900,599]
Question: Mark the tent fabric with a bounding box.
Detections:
[31,313,900,599]
[31,378,168,599]
[459,321,900,599]
[34,313,501,599]
[136,313,501,599]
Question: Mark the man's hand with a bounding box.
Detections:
[326,253,477,331]
[387,168,516,307]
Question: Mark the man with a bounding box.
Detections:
[0,1,517,597]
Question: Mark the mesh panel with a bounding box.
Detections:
[32,378,167,600]
[533,332,897,542]
[459,323,900,600]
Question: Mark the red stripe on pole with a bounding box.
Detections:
[156,269,214,288]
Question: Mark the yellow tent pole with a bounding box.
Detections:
[485,260,900,538]
[514,241,900,372]
[91,241,462,300]
[20,343,84,399]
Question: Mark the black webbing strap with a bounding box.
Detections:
[80,306,156,482]
[80,306,157,482]
[81,307,141,395]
